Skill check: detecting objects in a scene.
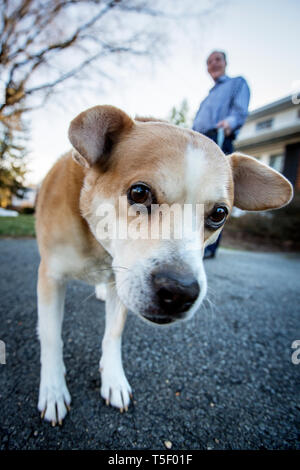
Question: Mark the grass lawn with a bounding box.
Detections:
[0,215,36,237]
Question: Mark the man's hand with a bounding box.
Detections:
[216,119,232,136]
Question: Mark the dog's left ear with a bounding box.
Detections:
[68,105,134,168]
[230,152,293,210]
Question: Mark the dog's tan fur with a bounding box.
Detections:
[35,105,293,425]
[36,155,104,269]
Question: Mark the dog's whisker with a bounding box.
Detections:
[80,291,98,305]
[81,266,129,282]
[112,275,129,296]
[204,294,217,311]
[112,266,129,271]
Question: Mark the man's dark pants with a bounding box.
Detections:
[204,129,234,258]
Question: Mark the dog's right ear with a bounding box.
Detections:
[68,105,134,168]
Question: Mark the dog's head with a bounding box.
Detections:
[69,105,293,325]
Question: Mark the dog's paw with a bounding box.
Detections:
[95,283,107,301]
[38,372,71,426]
[100,367,132,412]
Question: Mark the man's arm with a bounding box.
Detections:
[217,78,250,136]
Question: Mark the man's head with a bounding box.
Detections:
[207,50,227,81]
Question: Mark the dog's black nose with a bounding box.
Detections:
[152,271,200,315]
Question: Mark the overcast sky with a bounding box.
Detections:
[26,0,300,184]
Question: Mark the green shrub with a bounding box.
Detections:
[0,214,35,237]
[18,206,35,215]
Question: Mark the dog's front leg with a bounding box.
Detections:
[100,283,132,412]
[37,262,71,425]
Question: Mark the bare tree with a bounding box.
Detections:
[0,0,173,204]
[0,0,172,129]
[169,99,191,128]
[0,0,221,204]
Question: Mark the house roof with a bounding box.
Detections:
[247,95,296,122]
[235,125,300,150]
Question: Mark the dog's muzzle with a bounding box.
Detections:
[143,270,200,324]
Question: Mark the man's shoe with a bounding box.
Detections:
[204,250,216,259]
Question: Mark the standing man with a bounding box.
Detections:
[192,50,250,258]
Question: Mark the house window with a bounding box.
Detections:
[256,118,273,131]
[269,154,284,173]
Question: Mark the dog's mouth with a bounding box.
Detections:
[142,315,175,325]
[141,313,184,325]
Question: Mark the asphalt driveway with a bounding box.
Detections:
[0,239,299,450]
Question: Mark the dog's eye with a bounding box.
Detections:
[206,206,228,230]
[127,183,154,209]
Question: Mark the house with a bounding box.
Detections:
[235,95,300,189]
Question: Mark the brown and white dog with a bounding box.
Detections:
[35,105,293,425]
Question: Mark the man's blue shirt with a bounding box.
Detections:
[192,75,250,136]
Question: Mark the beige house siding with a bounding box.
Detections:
[235,95,300,189]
